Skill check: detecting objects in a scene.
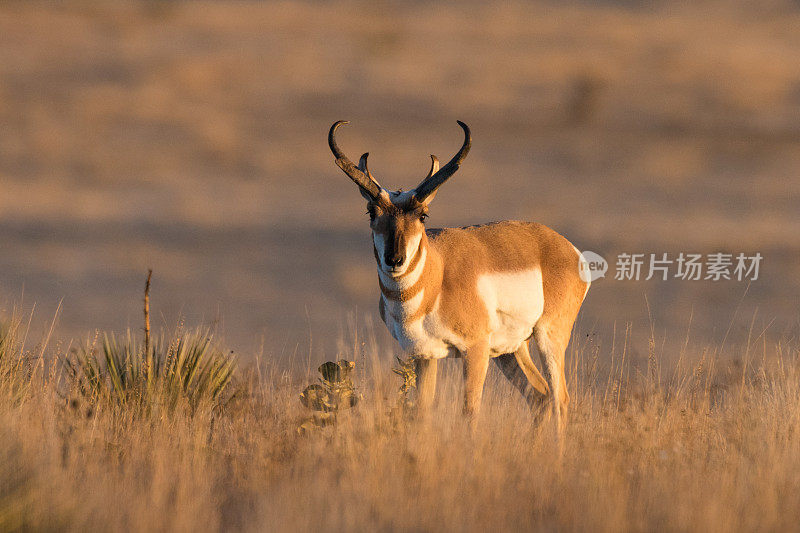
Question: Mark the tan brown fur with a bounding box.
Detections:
[375,217,588,435]
[329,120,589,439]
[378,221,587,345]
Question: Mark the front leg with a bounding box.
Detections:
[414,357,438,413]
[462,341,491,425]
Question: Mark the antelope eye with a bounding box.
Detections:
[419,214,428,223]
[367,208,376,221]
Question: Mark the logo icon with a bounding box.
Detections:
[578,251,607,282]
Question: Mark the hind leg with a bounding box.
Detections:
[535,260,590,448]
[512,340,550,397]
[494,342,549,414]
[534,319,572,444]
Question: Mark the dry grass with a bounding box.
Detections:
[2,311,799,532]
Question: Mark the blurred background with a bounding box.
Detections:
[0,1,797,367]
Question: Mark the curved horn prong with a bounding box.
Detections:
[358,152,375,180]
[328,121,384,200]
[413,120,471,202]
[424,155,440,181]
[328,120,350,160]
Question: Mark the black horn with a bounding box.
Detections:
[328,121,384,201]
[413,120,471,202]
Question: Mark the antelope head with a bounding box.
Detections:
[328,120,471,277]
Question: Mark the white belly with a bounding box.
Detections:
[476,268,545,356]
[382,268,545,359]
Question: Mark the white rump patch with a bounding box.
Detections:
[476,268,545,355]
[572,244,592,298]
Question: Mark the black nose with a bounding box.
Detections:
[385,254,404,268]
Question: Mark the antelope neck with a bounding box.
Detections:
[377,234,442,308]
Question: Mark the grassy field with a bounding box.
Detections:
[2,309,799,532]
[1,1,799,530]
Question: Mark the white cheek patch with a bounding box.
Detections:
[398,231,423,276]
[378,238,425,289]
[375,231,424,283]
[397,244,426,288]
[405,232,422,260]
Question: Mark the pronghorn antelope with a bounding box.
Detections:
[328,120,590,435]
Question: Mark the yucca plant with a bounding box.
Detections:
[67,329,236,414]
